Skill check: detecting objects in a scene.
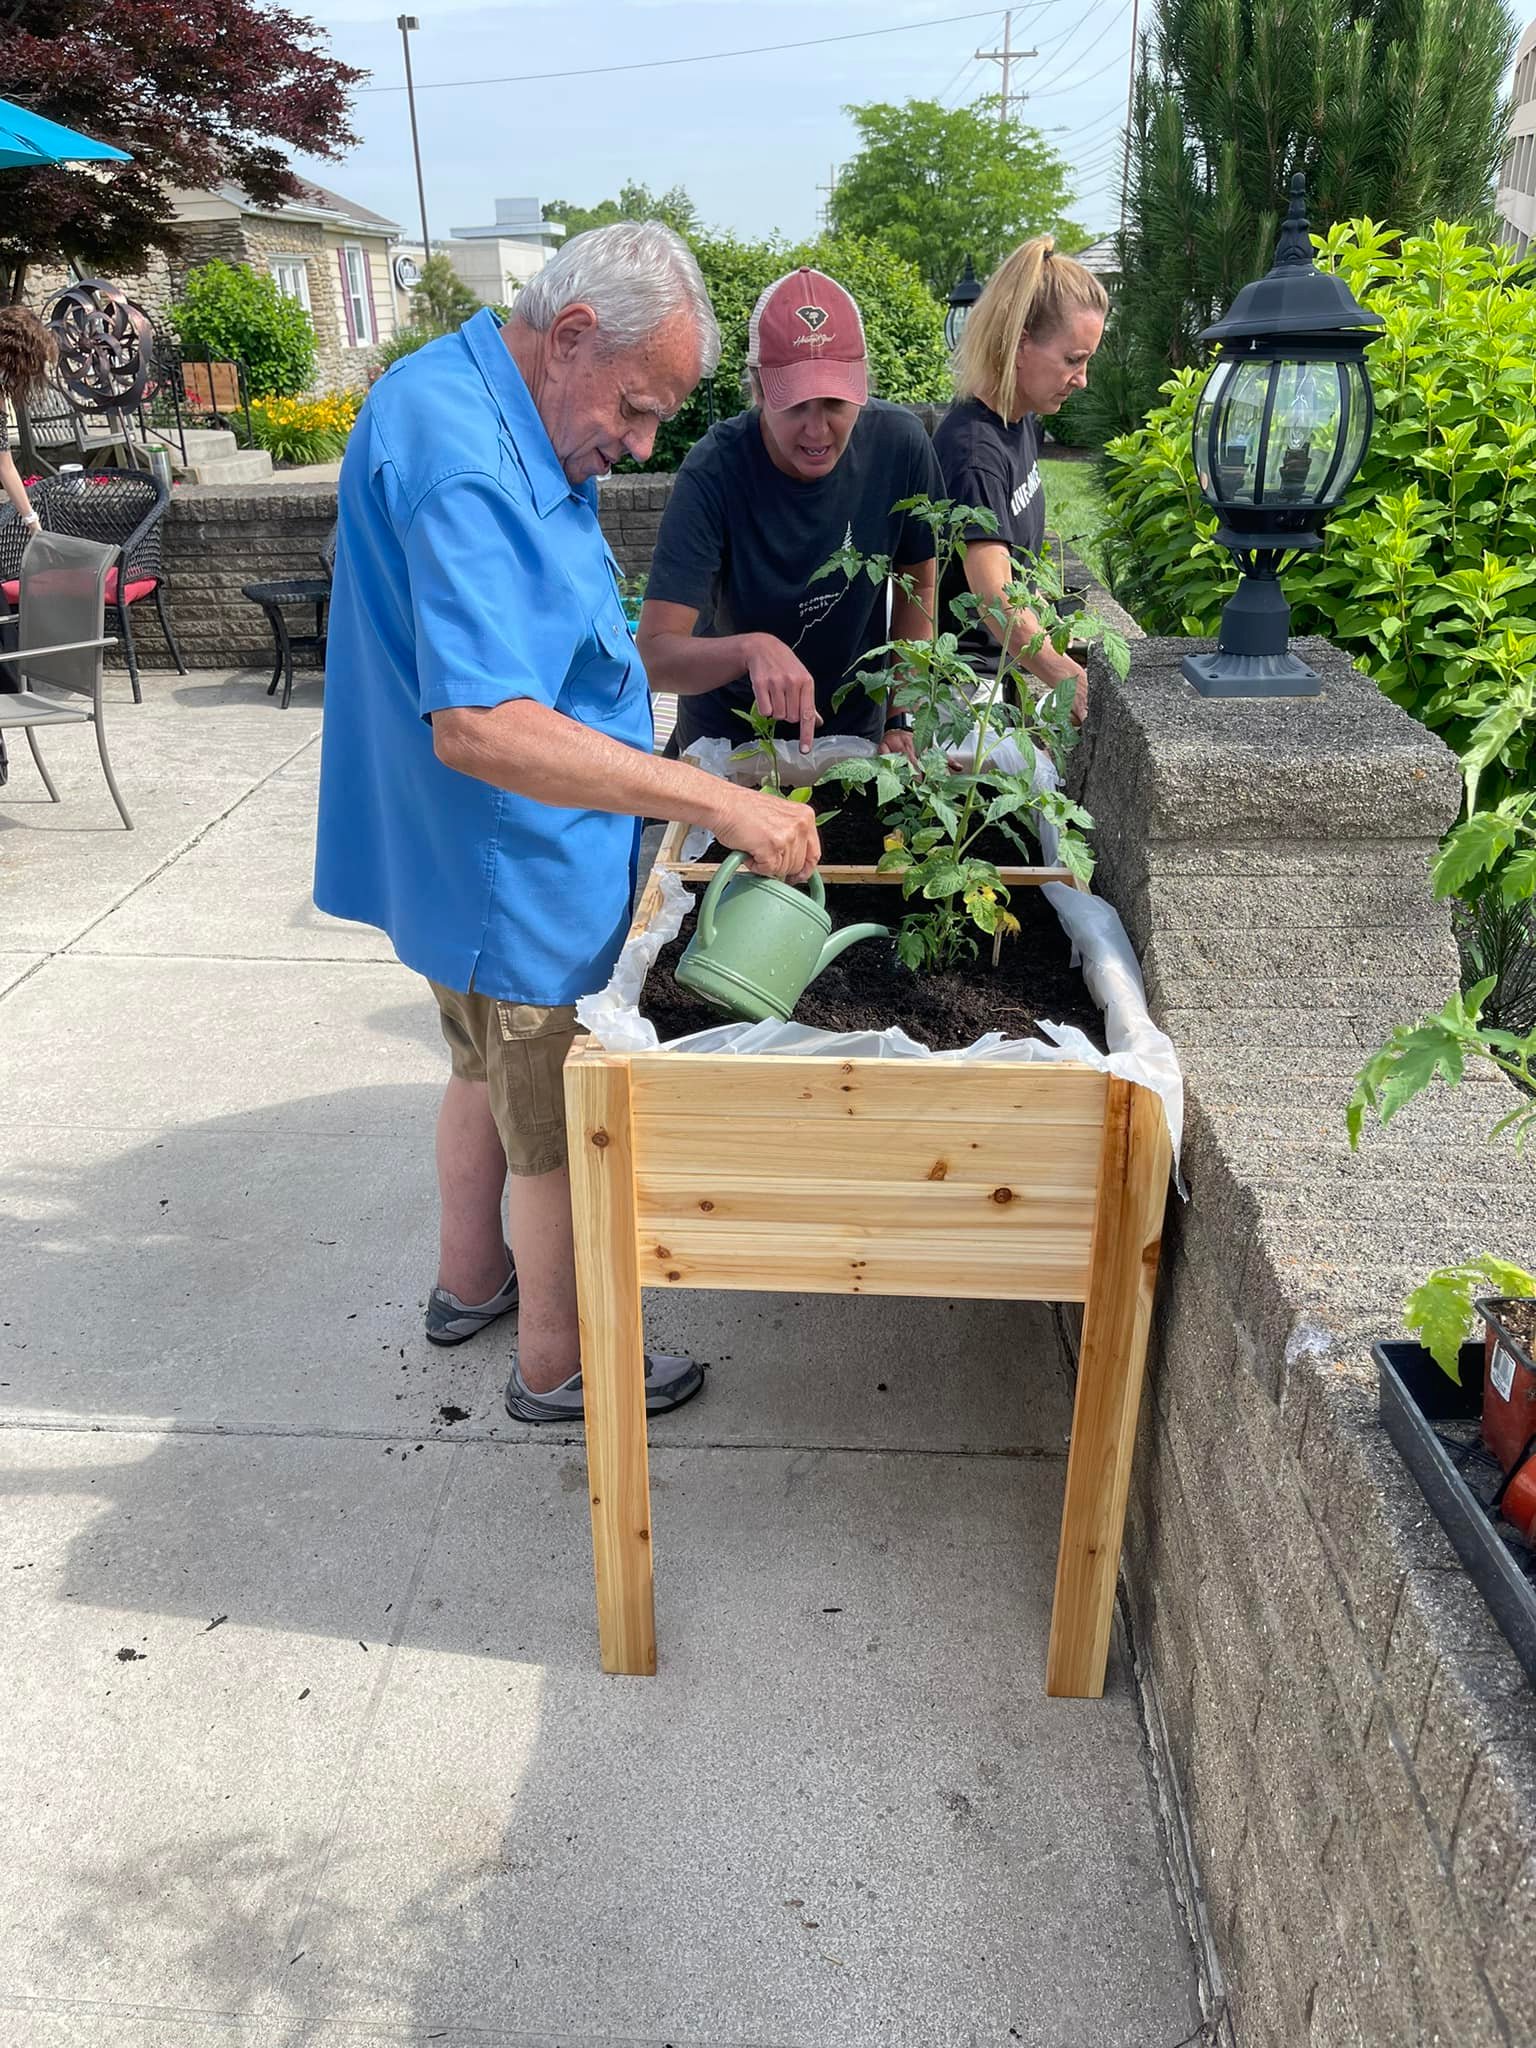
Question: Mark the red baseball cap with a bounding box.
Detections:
[746,268,869,410]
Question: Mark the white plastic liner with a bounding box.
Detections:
[577,746,1184,1175]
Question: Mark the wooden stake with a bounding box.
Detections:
[1046,1078,1171,1698]
[565,1048,656,1676]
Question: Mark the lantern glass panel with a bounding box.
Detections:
[1326,357,1371,507]
[1194,357,1270,506]
[1261,358,1363,506]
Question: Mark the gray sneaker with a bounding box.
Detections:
[425,1250,519,1346]
[504,1351,706,1425]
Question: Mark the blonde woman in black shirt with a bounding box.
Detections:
[933,236,1107,722]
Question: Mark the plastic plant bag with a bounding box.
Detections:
[576,787,1185,1178]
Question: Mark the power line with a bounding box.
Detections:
[936,26,994,103]
[356,7,1025,95]
[1057,104,1131,149]
[1026,0,1126,72]
[1027,5,1136,100]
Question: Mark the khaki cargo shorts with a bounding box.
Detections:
[428,982,585,1177]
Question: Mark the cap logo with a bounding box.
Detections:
[795,305,828,332]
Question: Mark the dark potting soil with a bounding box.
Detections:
[643,879,1106,1050]
[700,787,1049,872]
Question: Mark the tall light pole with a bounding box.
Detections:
[397,15,431,254]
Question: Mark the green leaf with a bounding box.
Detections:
[919,861,968,901]
[1433,812,1518,896]
[896,926,927,971]
[1404,1271,1477,1380]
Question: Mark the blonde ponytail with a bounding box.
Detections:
[953,235,1108,420]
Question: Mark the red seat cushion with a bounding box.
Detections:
[1,570,158,606]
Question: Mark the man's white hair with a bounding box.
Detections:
[513,220,721,375]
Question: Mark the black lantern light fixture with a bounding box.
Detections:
[1182,175,1384,698]
[945,256,982,352]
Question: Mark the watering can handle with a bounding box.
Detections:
[697,852,824,951]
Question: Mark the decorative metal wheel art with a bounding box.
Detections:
[47,280,154,414]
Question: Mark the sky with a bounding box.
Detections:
[286,0,1138,257]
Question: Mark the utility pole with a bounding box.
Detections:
[976,10,1039,132]
[397,15,431,254]
[816,163,840,233]
[1119,0,1141,234]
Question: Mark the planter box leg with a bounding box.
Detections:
[1047,1078,1170,1698]
[567,1053,656,1676]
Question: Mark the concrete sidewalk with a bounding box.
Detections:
[0,667,1205,2048]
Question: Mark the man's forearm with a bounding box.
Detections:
[433,698,736,831]
[637,627,763,697]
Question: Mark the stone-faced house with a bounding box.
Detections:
[22,179,401,396]
[165,181,403,391]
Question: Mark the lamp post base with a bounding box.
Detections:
[1181,649,1322,697]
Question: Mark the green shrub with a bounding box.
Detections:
[1100,219,1536,901]
[638,232,949,473]
[169,260,317,398]
[373,324,437,371]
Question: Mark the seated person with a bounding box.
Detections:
[638,268,944,764]
[933,236,1106,722]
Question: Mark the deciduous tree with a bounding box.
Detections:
[829,99,1084,295]
[542,182,703,243]
[0,0,361,301]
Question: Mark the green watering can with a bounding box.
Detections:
[675,851,891,1025]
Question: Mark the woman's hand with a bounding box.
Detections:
[745,634,821,755]
[879,724,920,766]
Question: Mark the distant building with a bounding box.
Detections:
[391,197,565,323]
[171,181,402,390]
[23,178,402,394]
[1069,234,1121,289]
[1498,17,1536,256]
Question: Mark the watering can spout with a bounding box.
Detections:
[813,921,891,980]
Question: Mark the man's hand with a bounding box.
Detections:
[1063,661,1088,726]
[745,634,822,756]
[879,725,920,766]
[713,783,821,883]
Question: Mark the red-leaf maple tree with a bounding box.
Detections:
[1,0,363,299]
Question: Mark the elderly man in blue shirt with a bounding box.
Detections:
[316,222,819,1425]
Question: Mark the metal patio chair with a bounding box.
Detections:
[0,529,131,829]
[0,467,185,704]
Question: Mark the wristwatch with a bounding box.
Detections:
[884,712,912,732]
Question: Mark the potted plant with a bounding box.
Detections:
[1351,981,1536,1667]
[1350,975,1536,1459]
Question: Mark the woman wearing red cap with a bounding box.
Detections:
[933,235,1107,721]
[638,267,944,761]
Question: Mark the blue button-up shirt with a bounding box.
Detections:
[314,308,653,1004]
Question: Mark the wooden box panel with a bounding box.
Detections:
[621,1053,1106,1302]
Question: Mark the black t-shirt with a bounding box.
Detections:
[932,399,1046,640]
[647,400,944,747]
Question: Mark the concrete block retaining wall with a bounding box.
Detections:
[1077,637,1536,2047]
[136,475,676,674]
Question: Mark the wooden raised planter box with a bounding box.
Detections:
[563,822,1173,1698]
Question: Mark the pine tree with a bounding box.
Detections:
[1100,0,1516,433]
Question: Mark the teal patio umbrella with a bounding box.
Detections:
[0,97,131,170]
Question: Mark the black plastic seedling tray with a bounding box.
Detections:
[1375,1338,1536,1683]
